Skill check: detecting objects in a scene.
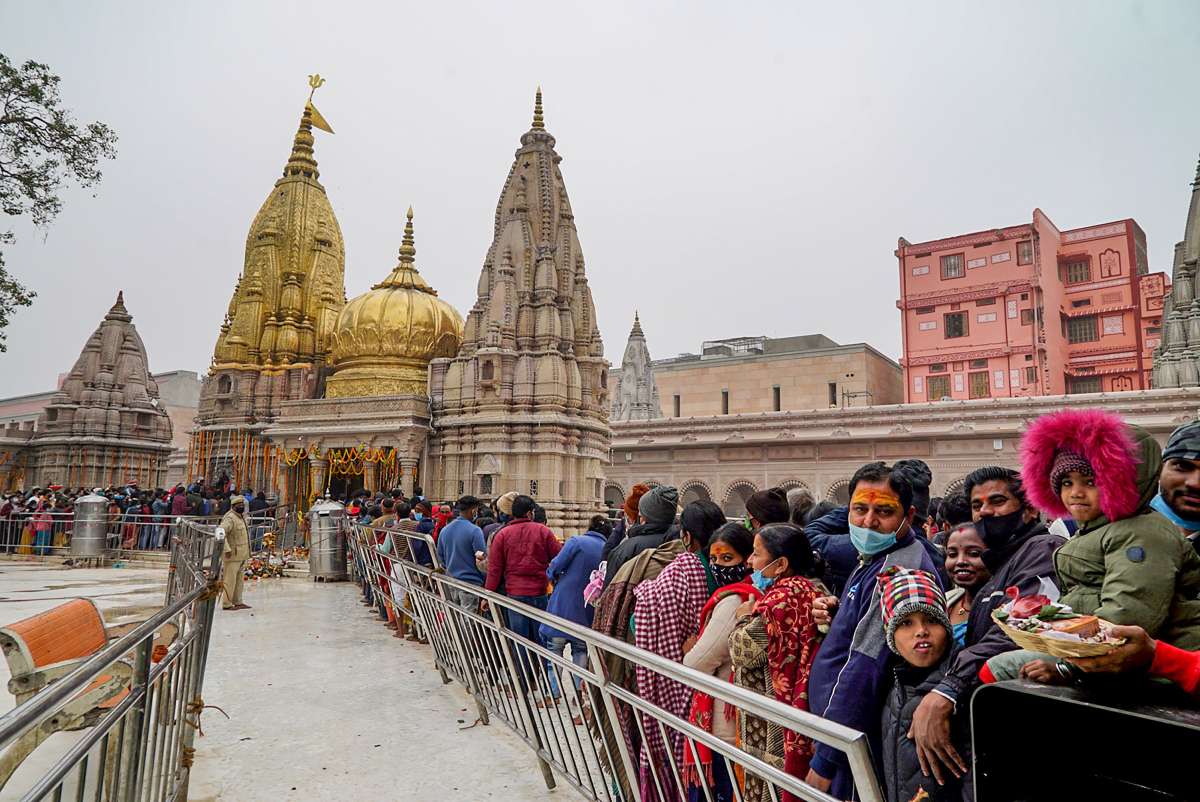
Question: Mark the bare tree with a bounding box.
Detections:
[0,54,118,351]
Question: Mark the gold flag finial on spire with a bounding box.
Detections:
[532,86,545,130]
[304,74,334,134]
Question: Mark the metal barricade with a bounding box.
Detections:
[0,519,226,801]
[350,523,884,802]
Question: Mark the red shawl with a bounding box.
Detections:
[682,580,762,786]
[758,574,823,801]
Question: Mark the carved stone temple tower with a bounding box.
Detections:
[1154,154,1200,388]
[193,86,345,492]
[427,90,610,532]
[27,293,173,488]
[610,312,663,421]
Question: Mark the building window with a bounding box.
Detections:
[772,386,781,412]
[916,306,935,314]
[1062,258,1091,284]
[944,312,969,339]
[927,375,950,400]
[929,363,947,373]
[1020,309,1034,325]
[721,390,729,415]
[672,394,681,417]
[969,371,990,399]
[458,481,465,495]
[970,359,987,369]
[976,297,996,306]
[1071,298,1092,308]
[559,480,565,497]
[1067,315,1099,344]
[1068,376,1102,395]
[480,475,493,496]
[1147,326,1162,336]
[941,254,965,279]
[828,382,838,407]
[529,480,538,496]
[1025,366,1037,385]
[1017,240,1034,265]
[217,375,233,394]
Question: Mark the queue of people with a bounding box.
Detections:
[344,408,1200,802]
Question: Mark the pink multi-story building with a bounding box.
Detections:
[897,211,1170,403]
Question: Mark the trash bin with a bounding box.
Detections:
[308,499,347,582]
[71,493,109,558]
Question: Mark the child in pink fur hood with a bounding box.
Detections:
[987,408,1200,684]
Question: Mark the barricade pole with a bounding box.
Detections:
[116,638,154,802]
[584,640,639,802]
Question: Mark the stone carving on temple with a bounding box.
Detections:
[1153,154,1200,388]
[427,89,610,532]
[26,292,173,488]
[610,312,663,422]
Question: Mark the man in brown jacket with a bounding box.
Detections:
[220,496,251,610]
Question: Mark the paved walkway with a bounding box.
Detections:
[0,560,576,801]
[187,573,571,801]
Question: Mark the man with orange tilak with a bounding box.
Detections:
[803,462,944,799]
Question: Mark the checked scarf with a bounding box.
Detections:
[633,550,711,802]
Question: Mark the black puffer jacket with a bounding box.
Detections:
[880,649,963,802]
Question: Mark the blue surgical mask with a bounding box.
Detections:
[1151,493,1200,532]
[751,558,780,592]
[849,521,901,556]
[413,512,424,522]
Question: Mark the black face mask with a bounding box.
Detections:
[710,562,751,588]
[976,507,1026,549]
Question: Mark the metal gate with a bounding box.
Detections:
[0,519,225,801]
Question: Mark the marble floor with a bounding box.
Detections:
[0,560,576,801]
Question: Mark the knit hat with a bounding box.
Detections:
[746,488,789,525]
[638,485,679,527]
[878,567,950,654]
[1050,449,1093,494]
[495,491,519,516]
[624,483,652,521]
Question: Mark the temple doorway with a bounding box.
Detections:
[328,474,365,501]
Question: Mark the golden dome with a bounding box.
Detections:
[326,208,464,398]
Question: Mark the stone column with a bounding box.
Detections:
[400,459,418,497]
[310,457,329,499]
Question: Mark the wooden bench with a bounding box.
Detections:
[0,599,175,789]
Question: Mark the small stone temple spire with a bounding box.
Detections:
[1153,152,1200,388]
[531,86,545,130]
[611,310,663,421]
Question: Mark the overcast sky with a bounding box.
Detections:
[2,1,1199,397]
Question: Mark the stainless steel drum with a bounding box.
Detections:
[308,499,347,581]
[71,493,109,558]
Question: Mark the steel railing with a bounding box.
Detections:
[0,519,226,801]
[349,522,884,802]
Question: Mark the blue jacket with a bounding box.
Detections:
[806,506,946,596]
[410,518,434,566]
[436,517,486,585]
[539,530,606,642]
[807,534,944,797]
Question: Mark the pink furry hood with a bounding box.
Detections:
[1019,409,1153,523]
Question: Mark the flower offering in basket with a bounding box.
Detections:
[991,584,1125,658]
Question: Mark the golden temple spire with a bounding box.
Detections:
[285,75,332,178]
[374,206,435,293]
[531,86,545,130]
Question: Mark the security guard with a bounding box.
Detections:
[220,495,251,610]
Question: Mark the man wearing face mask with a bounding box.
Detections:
[805,462,943,799]
[908,465,1062,794]
[1153,420,1200,552]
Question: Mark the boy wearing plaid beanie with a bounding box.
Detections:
[878,567,963,801]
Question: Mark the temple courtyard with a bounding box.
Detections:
[0,561,571,801]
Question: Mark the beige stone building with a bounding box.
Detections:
[652,334,903,418]
[605,388,1200,517]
